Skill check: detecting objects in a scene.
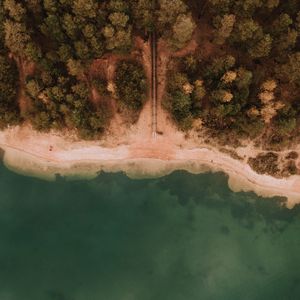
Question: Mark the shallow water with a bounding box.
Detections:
[0,165,300,300]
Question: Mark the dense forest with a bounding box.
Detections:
[0,0,154,137]
[167,0,300,148]
[0,0,300,146]
[0,2,19,127]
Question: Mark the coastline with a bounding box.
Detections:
[1,126,299,208]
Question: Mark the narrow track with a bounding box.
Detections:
[151,30,157,139]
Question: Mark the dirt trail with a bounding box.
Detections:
[108,35,202,152]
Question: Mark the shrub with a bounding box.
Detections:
[248,152,280,177]
[115,60,146,111]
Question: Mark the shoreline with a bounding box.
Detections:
[1,127,299,208]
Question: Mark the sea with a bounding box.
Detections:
[0,163,300,300]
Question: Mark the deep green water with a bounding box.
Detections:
[0,165,300,300]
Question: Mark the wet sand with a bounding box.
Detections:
[1,126,299,208]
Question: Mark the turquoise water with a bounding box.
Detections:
[0,165,300,300]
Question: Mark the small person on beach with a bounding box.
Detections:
[49,146,53,151]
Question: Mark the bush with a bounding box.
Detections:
[115,60,146,111]
[248,152,280,177]
[0,55,21,127]
[274,104,297,135]
[171,91,192,121]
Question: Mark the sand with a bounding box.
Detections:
[0,123,299,209]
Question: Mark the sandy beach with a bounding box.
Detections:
[0,121,300,208]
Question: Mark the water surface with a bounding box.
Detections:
[0,165,299,300]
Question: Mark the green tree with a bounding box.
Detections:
[24,42,42,62]
[192,80,206,103]
[156,0,196,49]
[0,55,20,127]
[232,19,261,42]
[248,34,272,58]
[265,0,279,9]
[74,41,90,60]
[131,0,154,32]
[275,104,297,134]
[171,91,192,123]
[104,27,132,52]
[73,0,97,18]
[205,55,235,79]
[115,60,146,110]
[40,15,65,42]
[208,0,234,15]
[157,0,187,29]
[170,14,195,49]
[108,0,129,12]
[62,14,78,40]
[3,0,26,22]
[43,0,57,13]
[236,68,252,89]
[213,14,236,45]
[26,79,42,98]
[108,12,129,28]
[168,72,189,92]
[275,29,297,52]
[271,13,293,36]
[4,20,30,56]
[277,52,300,85]
[58,44,73,62]
[67,59,84,77]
